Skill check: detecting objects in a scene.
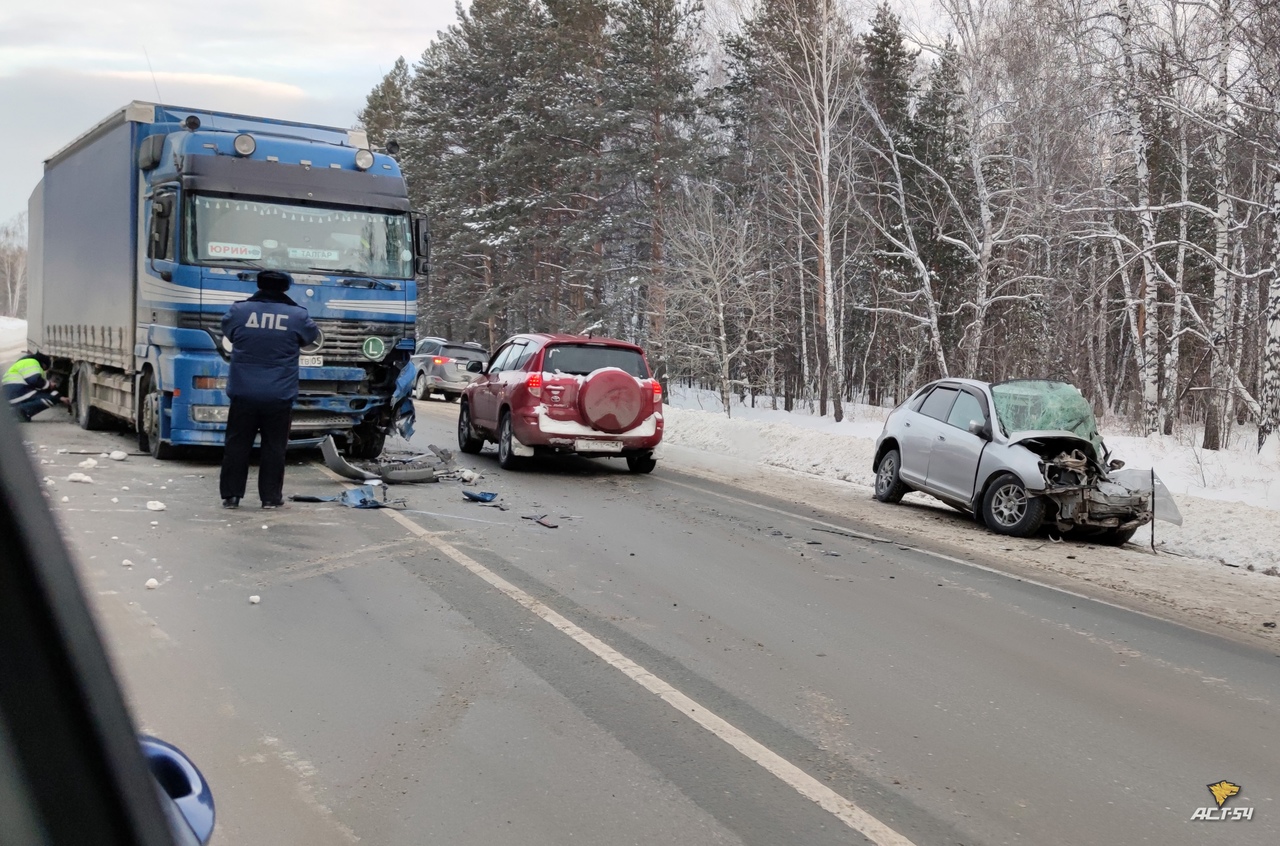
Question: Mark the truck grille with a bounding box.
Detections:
[181,314,410,364]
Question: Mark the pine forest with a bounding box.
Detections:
[358,0,1280,450]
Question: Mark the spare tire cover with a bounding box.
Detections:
[578,369,648,434]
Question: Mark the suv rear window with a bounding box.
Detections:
[543,344,648,378]
[440,344,488,362]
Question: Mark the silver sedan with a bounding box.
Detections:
[872,379,1176,543]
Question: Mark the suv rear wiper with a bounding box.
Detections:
[307,267,398,291]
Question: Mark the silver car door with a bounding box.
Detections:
[926,389,990,503]
[900,386,958,485]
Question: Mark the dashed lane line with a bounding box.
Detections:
[316,466,917,846]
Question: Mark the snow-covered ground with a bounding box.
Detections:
[662,385,1280,639]
[0,317,26,368]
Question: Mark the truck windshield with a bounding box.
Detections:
[186,195,413,279]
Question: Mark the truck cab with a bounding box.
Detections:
[28,102,426,459]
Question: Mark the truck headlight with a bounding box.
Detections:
[234,134,256,156]
[191,406,230,423]
[354,149,375,171]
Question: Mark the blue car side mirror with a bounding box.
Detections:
[140,735,215,845]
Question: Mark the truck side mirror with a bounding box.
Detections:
[412,217,430,274]
[147,195,175,263]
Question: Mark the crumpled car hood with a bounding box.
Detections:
[1006,430,1099,462]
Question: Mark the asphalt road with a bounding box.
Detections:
[24,399,1280,845]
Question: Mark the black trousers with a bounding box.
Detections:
[219,398,293,503]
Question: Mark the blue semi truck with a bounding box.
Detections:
[26,101,425,458]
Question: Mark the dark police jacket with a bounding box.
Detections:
[221,290,321,403]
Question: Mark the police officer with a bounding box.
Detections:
[4,352,70,421]
[219,270,320,509]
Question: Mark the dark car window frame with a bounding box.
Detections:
[511,343,538,371]
[486,343,516,374]
[0,406,183,846]
[918,385,960,422]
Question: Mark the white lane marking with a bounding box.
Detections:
[313,464,915,846]
[657,475,1187,624]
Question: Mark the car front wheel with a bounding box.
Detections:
[414,374,429,401]
[981,473,1046,537]
[873,449,909,503]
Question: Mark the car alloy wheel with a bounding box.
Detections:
[875,455,897,497]
[457,403,483,454]
[989,482,1027,527]
[498,412,522,470]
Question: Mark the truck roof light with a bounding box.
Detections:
[233,134,256,156]
[183,115,201,131]
[354,149,375,171]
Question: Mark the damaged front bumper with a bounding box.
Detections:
[1044,482,1153,532]
[1037,451,1182,532]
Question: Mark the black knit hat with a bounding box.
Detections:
[257,270,293,292]
[27,352,52,370]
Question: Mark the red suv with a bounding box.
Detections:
[457,334,664,473]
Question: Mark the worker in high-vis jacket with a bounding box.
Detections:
[4,352,70,421]
[219,270,320,510]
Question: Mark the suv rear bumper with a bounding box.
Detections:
[511,408,663,454]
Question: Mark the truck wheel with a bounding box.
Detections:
[414,374,429,401]
[75,367,111,431]
[981,473,1045,537]
[346,424,386,460]
[497,412,523,470]
[139,375,178,460]
[457,402,484,454]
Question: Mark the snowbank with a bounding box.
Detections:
[664,386,1280,572]
[0,317,26,368]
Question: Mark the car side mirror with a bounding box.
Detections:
[140,735,215,845]
[967,420,989,439]
[466,360,483,374]
[1109,459,1125,470]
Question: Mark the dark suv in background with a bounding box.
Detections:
[457,333,664,473]
[410,339,488,402]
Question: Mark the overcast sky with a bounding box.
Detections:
[0,0,463,222]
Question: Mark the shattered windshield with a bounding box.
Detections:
[990,380,1103,453]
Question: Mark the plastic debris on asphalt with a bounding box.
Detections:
[462,490,498,502]
[521,514,559,529]
[290,484,407,509]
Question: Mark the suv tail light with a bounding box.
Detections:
[652,380,663,403]
[432,356,452,365]
[527,372,543,397]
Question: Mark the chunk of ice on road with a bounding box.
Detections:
[121,559,133,567]
[109,451,128,461]
[261,524,268,530]
[66,473,93,483]
[121,486,129,490]
[56,448,67,454]
[78,458,98,469]
[144,578,159,589]
[249,595,261,605]
[146,501,166,511]
[60,495,68,502]
[44,477,56,487]
[111,497,118,503]
[150,521,159,526]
